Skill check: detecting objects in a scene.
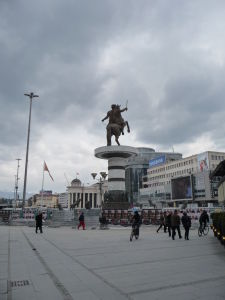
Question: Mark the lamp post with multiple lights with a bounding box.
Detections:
[91,172,107,208]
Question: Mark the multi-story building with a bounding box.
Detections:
[31,191,59,208]
[210,160,225,205]
[67,178,108,209]
[58,192,69,209]
[125,147,182,204]
[140,151,225,207]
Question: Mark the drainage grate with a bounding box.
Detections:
[10,280,30,287]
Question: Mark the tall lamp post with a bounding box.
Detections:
[91,172,107,208]
[14,158,22,207]
[22,92,39,208]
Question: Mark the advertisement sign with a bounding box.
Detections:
[149,155,166,168]
[171,176,192,200]
[197,152,209,172]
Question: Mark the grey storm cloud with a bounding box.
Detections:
[1,0,225,192]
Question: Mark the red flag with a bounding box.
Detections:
[44,161,54,181]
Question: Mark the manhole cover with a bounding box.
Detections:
[9,280,30,287]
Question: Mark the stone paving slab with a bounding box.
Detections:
[0,225,225,299]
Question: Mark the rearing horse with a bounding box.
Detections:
[102,104,130,146]
[106,122,130,146]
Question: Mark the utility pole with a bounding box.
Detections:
[15,158,22,208]
[22,92,39,208]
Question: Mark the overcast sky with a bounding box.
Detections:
[1,0,225,196]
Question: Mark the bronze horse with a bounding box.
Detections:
[106,121,130,146]
[102,104,130,146]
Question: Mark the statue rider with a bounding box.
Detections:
[102,104,117,124]
[114,105,128,135]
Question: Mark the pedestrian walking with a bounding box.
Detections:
[78,212,85,230]
[35,211,43,233]
[99,213,108,229]
[166,211,172,237]
[171,210,182,240]
[156,212,167,233]
[181,211,191,240]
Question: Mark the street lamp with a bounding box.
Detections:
[91,172,107,208]
[14,158,22,208]
[22,92,39,208]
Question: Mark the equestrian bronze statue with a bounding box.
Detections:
[102,104,130,146]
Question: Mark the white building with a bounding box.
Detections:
[140,151,225,207]
[58,192,69,209]
[67,178,108,209]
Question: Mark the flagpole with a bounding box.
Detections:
[41,162,45,207]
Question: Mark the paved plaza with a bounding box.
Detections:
[0,225,225,300]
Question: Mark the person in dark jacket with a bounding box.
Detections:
[99,213,107,229]
[171,210,182,240]
[199,210,209,230]
[131,211,141,236]
[35,211,43,233]
[156,212,167,233]
[78,212,85,230]
[166,211,172,237]
[181,211,191,240]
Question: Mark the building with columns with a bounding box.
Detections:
[67,178,108,209]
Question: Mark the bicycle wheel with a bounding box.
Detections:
[203,226,209,235]
[198,227,202,237]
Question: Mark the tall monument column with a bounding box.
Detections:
[95,145,138,209]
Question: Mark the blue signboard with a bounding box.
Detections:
[149,155,166,168]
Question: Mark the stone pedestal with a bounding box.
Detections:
[95,146,138,209]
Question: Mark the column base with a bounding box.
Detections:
[103,190,130,210]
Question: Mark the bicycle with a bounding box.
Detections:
[130,223,139,241]
[198,224,209,237]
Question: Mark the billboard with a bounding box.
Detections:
[149,155,166,168]
[197,152,209,172]
[171,176,192,200]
